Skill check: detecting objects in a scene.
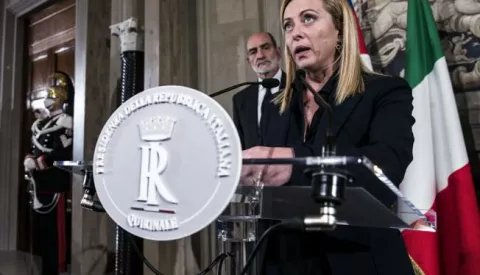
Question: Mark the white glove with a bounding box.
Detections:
[24,156,37,171]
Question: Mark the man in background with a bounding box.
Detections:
[233,32,286,149]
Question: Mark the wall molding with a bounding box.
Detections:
[6,0,50,17]
[29,27,75,55]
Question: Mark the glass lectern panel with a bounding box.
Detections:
[256,185,436,231]
[55,159,436,232]
[215,154,437,233]
[217,184,263,242]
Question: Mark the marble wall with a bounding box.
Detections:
[197,0,284,115]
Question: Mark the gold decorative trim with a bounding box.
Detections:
[409,254,426,275]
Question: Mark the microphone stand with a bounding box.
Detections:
[295,70,351,230]
[210,82,260,97]
[210,78,280,98]
[243,156,353,231]
[80,170,105,212]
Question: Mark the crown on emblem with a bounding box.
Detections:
[138,116,176,141]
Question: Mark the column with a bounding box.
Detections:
[71,0,112,274]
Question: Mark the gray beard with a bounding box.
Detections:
[253,63,279,76]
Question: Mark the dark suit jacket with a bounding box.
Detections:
[232,72,286,149]
[259,72,416,275]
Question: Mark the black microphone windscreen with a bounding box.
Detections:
[261,78,280,89]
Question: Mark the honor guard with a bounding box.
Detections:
[24,72,73,275]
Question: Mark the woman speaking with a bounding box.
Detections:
[240,0,417,274]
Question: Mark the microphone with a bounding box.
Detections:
[295,69,350,231]
[209,78,280,97]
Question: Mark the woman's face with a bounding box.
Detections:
[283,0,339,72]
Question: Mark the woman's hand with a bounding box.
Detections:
[241,146,294,186]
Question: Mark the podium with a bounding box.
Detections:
[51,83,435,275]
[55,154,435,275]
[215,156,436,275]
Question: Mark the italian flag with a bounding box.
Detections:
[347,0,372,70]
[400,0,480,274]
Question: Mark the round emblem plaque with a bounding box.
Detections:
[92,85,242,241]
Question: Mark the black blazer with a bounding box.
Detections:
[232,72,286,149]
[259,73,416,275]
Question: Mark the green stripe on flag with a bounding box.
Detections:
[405,0,445,88]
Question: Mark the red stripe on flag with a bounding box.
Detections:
[402,228,439,274]
[436,164,480,275]
[403,164,480,275]
[349,5,368,55]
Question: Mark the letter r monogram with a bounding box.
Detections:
[138,143,178,205]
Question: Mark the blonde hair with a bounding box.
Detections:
[278,0,373,112]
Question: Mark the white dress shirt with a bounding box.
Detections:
[257,69,283,125]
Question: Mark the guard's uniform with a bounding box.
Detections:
[25,110,72,275]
